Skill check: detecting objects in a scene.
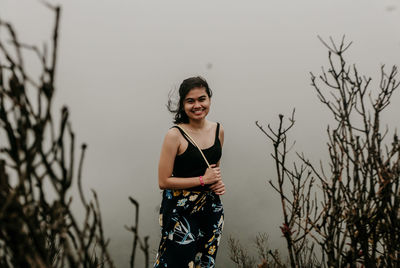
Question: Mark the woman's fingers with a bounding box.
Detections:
[208,166,224,194]
[212,168,221,178]
[205,165,222,184]
[209,184,218,190]
[213,176,221,183]
[214,186,225,195]
[210,181,225,193]
[209,182,217,190]
[215,190,225,195]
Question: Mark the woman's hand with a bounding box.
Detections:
[203,164,221,185]
[209,180,225,195]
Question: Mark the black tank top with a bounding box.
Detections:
[172,123,222,191]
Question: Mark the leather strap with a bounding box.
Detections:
[175,125,211,168]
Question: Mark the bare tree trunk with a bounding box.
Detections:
[256,36,400,267]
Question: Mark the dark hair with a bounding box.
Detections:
[167,76,213,124]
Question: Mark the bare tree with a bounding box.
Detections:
[126,197,150,268]
[256,111,321,268]
[255,36,400,267]
[229,233,288,268]
[0,2,151,267]
[0,3,117,267]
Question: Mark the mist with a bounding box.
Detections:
[1,0,400,266]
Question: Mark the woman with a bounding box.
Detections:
[154,76,225,268]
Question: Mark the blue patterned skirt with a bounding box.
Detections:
[154,189,224,268]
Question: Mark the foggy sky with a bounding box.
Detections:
[1,0,400,266]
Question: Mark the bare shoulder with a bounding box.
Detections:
[165,127,181,142]
[160,127,181,156]
[206,120,223,132]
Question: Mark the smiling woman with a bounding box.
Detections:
[184,89,210,120]
[154,76,225,267]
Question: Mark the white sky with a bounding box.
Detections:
[1,0,400,266]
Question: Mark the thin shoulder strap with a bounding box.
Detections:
[215,123,220,140]
[174,125,211,168]
[171,126,192,143]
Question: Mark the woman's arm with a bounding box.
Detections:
[158,128,221,190]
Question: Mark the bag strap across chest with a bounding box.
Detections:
[174,125,211,168]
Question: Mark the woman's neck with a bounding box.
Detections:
[187,119,207,131]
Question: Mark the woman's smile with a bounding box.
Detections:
[192,109,205,115]
[183,87,210,121]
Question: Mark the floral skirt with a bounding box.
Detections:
[154,189,224,268]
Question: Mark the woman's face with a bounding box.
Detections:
[183,87,211,122]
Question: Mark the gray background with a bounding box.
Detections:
[1,0,400,266]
